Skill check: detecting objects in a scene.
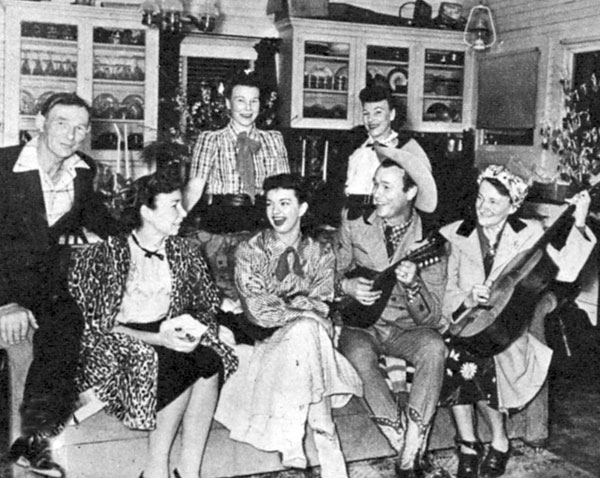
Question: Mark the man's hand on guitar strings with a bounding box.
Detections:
[395,260,418,286]
[342,277,382,306]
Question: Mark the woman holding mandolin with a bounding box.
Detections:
[439,164,595,478]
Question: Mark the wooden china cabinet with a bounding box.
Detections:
[276,16,475,133]
[1,0,159,178]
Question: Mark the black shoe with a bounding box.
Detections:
[6,435,64,478]
[455,438,484,478]
[173,470,182,478]
[480,445,510,478]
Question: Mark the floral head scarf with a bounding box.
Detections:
[478,165,530,208]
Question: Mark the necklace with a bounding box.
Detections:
[131,233,164,261]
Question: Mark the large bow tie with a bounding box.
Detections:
[275,246,304,281]
[236,132,261,199]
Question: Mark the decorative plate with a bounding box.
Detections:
[20,90,36,115]
[309,65,333,78]
[122,94,144,120]
[335,65,348,80]
[35,91,56,114]
[367,66,384,79]
[387,68,408,93]
[425,102,451,121]
[93,93,118,119]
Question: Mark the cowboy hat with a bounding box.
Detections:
[375,139,438,213]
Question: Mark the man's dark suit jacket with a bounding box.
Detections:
[0,144,119,314]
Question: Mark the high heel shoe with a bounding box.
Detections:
[455,437,484,478]
[480,445,510,478]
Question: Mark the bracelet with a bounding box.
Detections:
[334,276,346,298]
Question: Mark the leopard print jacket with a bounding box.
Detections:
[69,235,238,430]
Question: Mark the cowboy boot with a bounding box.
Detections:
[395,408,432,478]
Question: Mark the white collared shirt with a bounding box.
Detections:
[13,137,89,226]
[345,131,399,195]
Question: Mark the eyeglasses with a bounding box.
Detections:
[48,120,90,137]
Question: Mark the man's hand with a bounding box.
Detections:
[343,277,382,306]
[395,261,418,286]
[0,303,38,345]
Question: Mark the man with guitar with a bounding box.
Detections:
[439,164,595,478]
[335,141,448,478]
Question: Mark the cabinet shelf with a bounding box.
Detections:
[92,118,144,123]
[22,37,77,49]
[305,54,349,63]
[94,43,145,54]
[22,74,77,84]
[425,63,464,70]
[93,78,145,87]
[423,94,462,100]
[367,59,409,68]
[304,88,348,95]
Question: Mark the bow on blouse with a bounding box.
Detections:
[236,131,261,199]
[275,246,304,281]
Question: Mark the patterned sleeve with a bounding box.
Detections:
[185,242,221,335]
[334,213,356,284]
[234,240,331,328]
[68,241,112,334]
[272,131,290,174]
[189,130,218,180]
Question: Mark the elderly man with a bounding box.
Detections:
[183,71,289,299]
[0,93,118,476]
[335,140,447,478]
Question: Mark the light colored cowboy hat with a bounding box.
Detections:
[375,139,438,213]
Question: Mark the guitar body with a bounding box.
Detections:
[450,247,559,357]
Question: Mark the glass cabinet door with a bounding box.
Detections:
[91,27,146,176]
[366,45,409,128]
[422,49,464,123]
[19,21,78,142]
[302,40,350,121]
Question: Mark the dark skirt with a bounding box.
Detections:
[439,335,499,410]
[123,320,223,411]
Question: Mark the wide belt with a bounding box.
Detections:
[209,194,255,208]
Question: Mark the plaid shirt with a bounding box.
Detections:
[12,138,90,226]
[189,123,290,195]
[234,229,334,328]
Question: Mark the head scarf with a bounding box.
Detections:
[478,165,531,208]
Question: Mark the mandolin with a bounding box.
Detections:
[449,181,600,358]
[337,232,447,328]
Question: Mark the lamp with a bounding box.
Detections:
[463,1,496,51]
[141,0,219,33]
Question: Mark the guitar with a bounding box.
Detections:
[337,232,447,328]
[448,180,600,358]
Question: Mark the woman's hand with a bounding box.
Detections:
[465,284,491,308]
[342,277,382,306]
[220,297,243,314]
[566,190,591,228]
[159,314,207,353]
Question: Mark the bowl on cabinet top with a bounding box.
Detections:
[329,43,350,56]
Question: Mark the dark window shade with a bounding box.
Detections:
[477,48,540,129]
[185,57,250,103]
